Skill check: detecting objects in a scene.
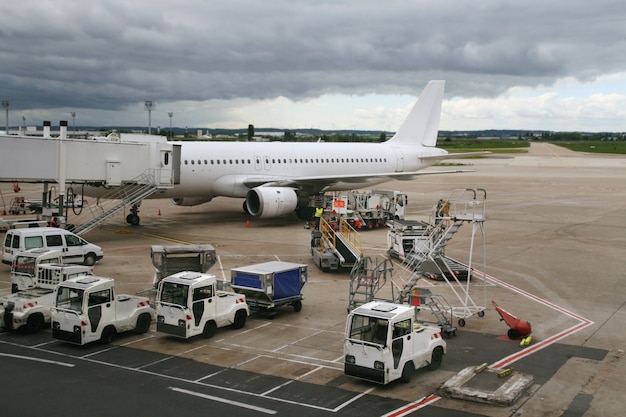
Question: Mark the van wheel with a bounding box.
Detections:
[134,313,152,334]
[202,321,217,338]
[400,362,414,383]
[232,310,247,329]
[100,326,117,345]
[429,346,444,370]
[26,313,45,333]
[84,253,96,266]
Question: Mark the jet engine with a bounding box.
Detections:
[171,197,212,206]
[245,187,298,218]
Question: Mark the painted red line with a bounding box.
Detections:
[380,266,594,416]
[383,394,440,417]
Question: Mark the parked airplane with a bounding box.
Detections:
[86,80,486,224]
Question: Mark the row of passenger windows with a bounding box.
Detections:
[184,157,389,165]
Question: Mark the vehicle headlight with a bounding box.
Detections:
[157,315,164,323]
[345,355,355,364]
[178,319,186,327]
[374,361,385,370]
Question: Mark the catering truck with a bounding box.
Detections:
[51,276,153,345]
[155,271,249,339]
[344,301,446,384]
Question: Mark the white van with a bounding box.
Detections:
[2,227,103,266]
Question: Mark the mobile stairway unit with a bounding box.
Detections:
[347,256,393,311]
[390,188,488,327]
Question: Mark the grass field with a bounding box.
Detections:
[438,139,626,155]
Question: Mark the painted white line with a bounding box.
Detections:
[0,352,75,367]
[169,386,277,414]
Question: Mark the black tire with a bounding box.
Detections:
[84,253,97,266]
[26,313,45,333]
[100,326,117,345]
[458,318,466,327]
[134,313,152,334]
[128,214,139,226]
[507,328,521,340]
[429,346,444,370]
[232,310,247,329]
[292,300,303,312]
[202,321,217,338]
[400,361,414,383]
[478,310,485,318]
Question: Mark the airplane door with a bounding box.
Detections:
[263,155,271,171]
[393,148,404,172]
[255,156,262,171]
[159,150,173,185]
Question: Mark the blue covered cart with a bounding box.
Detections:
[230,261,307,313]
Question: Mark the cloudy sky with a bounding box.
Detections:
[2,0,626,132]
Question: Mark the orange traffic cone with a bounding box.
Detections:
[245,220,250,228]
[158,209,161,216]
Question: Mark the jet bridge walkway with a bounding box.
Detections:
[0,128,179,234]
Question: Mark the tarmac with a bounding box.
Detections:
[1,142,624,416]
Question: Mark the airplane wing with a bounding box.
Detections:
[242,168,473,189]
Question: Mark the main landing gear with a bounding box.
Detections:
[126,204,141,226]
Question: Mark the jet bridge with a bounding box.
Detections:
[0,123,180,233]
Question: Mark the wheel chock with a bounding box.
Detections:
[474,363,488,373]
[498,368,514,378]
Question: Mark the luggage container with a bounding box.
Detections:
[230,261,307,313]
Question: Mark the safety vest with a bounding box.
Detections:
[315,207,324,217]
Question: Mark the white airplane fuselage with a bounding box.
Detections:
[80,81,480,221]
[164,140,448,200]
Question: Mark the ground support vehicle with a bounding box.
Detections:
[320,189,408,230]
[310,217,362,272]
[386,219,433,261]
[344,301,446,384]
[3,227,103,266]
[51,276,154,345]
[231,261,307,314]
[150,244,217,285]
[156,271,249,339]
[10,248,64,293]
[1,264,93,332]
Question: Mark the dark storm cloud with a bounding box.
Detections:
[1,0,625,112]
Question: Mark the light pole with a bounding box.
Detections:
[168,112,173,139]
[71,112,76,132]
[144,101,154,134]
[2,101,8,134]
[22,115,25,134]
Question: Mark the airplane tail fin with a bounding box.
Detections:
[387,80,445,147]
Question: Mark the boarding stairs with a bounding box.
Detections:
[408,287,457,336]
[347,256,393,311]
[394,188,488,326]
[70,171,162,235]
